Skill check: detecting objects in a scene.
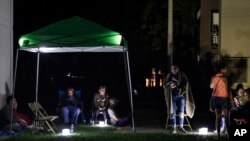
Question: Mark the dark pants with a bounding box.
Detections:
[115,117,130,127]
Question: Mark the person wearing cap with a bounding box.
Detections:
[107,97,130,127]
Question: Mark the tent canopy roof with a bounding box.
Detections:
[18,16,126,53]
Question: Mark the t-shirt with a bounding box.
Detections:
[210,73,228,98]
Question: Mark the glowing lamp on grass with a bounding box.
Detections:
[62,128,71,136]
[98,121,106,127]
[199,127,208,135]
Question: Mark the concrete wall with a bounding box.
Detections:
[221,0,250,86]
[0,0,13,108]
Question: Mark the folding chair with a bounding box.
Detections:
[166,114,193,131]
[28,102,58,134]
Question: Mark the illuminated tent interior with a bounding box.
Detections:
[14,16,134,130]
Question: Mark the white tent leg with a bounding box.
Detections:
[35,52,40,102]
[124,51,135,131]
[11,49,20,131]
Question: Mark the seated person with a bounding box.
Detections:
[93,85,109,123]
[243,88,250,125]
[59,87,82,125]
[231,86,250,126]
[0,96,28,132]
[233,83,247,108]
[107,97,130,127]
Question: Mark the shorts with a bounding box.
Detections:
[212,96,230,109]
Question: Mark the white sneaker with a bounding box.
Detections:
[170,129,177,134]
[214,128,226,133]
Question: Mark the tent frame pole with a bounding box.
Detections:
[125,51,135,131]
[122,39,135,131]
[35,52,40,102]
[11,48,20,131]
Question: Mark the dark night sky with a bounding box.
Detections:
[14,0,143,46]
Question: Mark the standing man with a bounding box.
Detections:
[164,64,195,133]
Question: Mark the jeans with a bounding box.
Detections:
[171,94,185,126]
[172,94,185,114]
[61,106,81,124]
[115,117,130,127]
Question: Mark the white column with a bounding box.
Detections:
[0,0,13,108]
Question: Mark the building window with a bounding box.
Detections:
[211,10,219,49]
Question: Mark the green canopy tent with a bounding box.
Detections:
[13,16,134,130]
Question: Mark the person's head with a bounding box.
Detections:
[109,97,119,107]
[217,62,227,74]
[236,83,244,96]
[98,85,107,95]
[67,87,74,97]
[6,95,17,109]
[244,88,250,101]
[171,64,179,75]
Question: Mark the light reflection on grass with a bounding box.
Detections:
[1,125,229,141]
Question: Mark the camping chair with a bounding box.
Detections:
[28,102,58,134]
[166,113,193,131]
[91,101,109,125]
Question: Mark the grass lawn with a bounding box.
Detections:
[0,125,229,141]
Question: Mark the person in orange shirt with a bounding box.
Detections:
[210,62,232,138]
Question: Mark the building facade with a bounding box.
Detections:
[0,0,13,108]
[200,0,250,87]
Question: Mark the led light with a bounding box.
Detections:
[98,121,106,127]
[199,127,208,135]
[62,128,70,136]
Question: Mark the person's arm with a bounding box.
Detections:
[164,73,172,86]
[94,94,100,108]
[104,95,109,108]
[2,107,20,123]
[75,96,83,107]
[59,96,67,107]
[210,76,215,89]
[18,118,28,127]
[2,107,12,123]
[179,72,188,88]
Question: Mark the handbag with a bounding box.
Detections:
[209,78,221,112]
